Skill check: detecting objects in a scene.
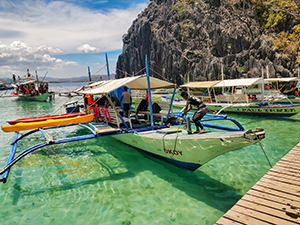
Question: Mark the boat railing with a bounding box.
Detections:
[172,112,245,131]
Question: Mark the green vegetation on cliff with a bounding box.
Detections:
[251,0,300,62]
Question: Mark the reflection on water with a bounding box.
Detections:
[0,93,300,225]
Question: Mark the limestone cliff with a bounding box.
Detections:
[116,0,299,84]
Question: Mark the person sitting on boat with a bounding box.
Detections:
[181,92,207,134]
[120,86,132,118]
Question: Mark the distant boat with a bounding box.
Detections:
[0,82,13,91]
[13,78,53,102]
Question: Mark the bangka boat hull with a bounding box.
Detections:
[17,93,53,102]
[207,103,300,117]
[113,128,265,170]
[273,97,300,104]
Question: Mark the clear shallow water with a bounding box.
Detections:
[0,91,299,225]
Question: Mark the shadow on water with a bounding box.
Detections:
[16,135,242,213]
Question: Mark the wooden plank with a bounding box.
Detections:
[215,143,300,225]
[262,174,300,187]
[273,163,300,173]
[223,209,271,225]
[247,188,300,208]
[265,171,300,183]
[255,182,300,200]
[283,149,300,154]
[280,155,300,162]
[280,156,300,164]
[242,194,300,223]
[257,179,300,196]
[236,200,299,225]
[269,168,300,179]
[216,217,245,225]
[251,185,300,203]
[272,164,300,175]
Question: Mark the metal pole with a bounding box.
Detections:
[167,86,176,120]
[145,55,154,129]
[261,68,265,103]
[88,66,92,82]
[105,53,110,80]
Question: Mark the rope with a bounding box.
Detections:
[259,142,272,168]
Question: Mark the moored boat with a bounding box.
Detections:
[113,127,264,170]
[181,78,300,117]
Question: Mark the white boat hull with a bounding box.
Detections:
[113,128,264,170]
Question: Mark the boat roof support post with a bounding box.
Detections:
[212,88,217,103]
[105,94,129,130]
[208,88,212,102]
[145,55,154,129]
[167,86,177,120]
[0,132,19,183]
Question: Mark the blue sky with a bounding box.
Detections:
[0,0,147,79]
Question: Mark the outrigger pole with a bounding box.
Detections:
[145,55,154,129]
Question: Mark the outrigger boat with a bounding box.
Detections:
[264,77,300,104]
[12,78,53,102]
[182,78,300,117]
[0,63,265,183]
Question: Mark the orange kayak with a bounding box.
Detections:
[7,112,87,125]
[2,114,94,132]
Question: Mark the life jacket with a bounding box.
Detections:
[145,93,149,102]
[86,94,95,110]
[295,90,300,97]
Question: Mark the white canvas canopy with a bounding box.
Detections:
[181,81,220,88]
[88,80,106,87]
[20,79,37,85]
[214,78,262,88]
[265,77,299,83]
[80,75,175,95]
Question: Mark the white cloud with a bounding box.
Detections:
[77,44,98,53]
[0,41,76,77]
[0,0,146,53]
[0,0,146,78]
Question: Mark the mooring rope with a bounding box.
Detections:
[259,142,272,168]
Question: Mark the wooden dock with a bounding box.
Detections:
[215,142,300,225]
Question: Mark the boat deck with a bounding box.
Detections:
[215,142,300,225]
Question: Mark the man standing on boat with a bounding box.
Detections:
[120,86,132,117]
[181,92,207,134]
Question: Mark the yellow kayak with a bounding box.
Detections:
[2,114,94,132]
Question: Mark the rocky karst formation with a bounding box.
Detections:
[116,0,299,84]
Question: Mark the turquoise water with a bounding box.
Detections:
[0,93,300,225]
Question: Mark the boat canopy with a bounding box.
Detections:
[265,77,299,83]
[214,78,262,88]
[20,79,37,85]
[19,79,47,85]
[88,80,106,87]
[80,75,175,95]
[181,81,220,88]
